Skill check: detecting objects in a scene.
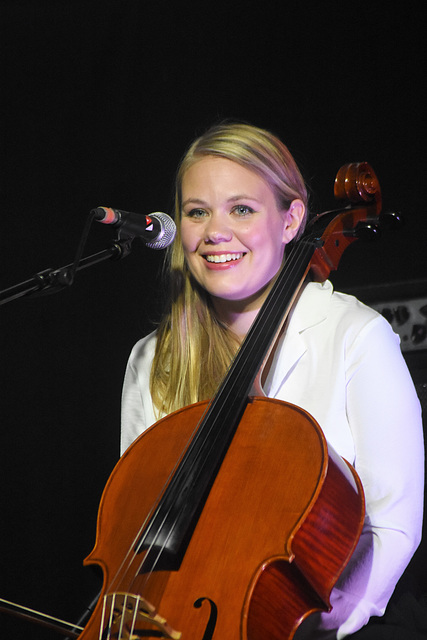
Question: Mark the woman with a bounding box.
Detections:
[121,123,424,638]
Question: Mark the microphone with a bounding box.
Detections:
[92,206,176,250]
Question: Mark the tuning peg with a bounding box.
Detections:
[352,222,381,240]
[379,211,402,230]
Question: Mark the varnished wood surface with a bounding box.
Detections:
[80,398,364,639]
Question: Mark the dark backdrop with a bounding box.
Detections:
[1,2,426,638]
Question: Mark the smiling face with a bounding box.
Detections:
[180,155,304,329]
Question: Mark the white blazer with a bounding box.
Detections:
[121,280,424,639]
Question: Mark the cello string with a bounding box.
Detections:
[129,232,319,580]
[102,224,321,609]
[115,229,319,596]
[105,233,321,637]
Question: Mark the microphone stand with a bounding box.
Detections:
[0,237,133,306]
[1,214,137,633]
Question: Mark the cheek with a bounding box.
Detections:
[180,224,203,272]
[180,222,195,253]
[248,224,286,256]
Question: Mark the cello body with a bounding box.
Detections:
[81,397,364,640]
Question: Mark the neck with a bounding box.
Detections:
[212,300,259,341]
[211,281,275,341]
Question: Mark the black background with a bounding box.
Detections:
[1,2,426,637]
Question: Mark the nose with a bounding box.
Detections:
[204,214,232,244]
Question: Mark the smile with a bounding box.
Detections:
[205,252,245,263]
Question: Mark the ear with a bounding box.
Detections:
[282,199,305,244]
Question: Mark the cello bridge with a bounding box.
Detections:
[101,592,182,639]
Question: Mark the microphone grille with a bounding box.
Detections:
[145,213,177,250]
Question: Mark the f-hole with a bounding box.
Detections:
[193,597,218,640]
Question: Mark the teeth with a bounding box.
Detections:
[206,253,244,263]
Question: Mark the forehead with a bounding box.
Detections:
[181,156,274,199]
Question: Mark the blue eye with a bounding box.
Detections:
[233,205,254,216]
[185,208,207,218]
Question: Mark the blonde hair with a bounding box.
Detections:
[150,122,308,417]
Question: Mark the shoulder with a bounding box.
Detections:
[121,330,159,453]
[127,329,158,372]
[292,280,400,355]
[298,280,390,332]
[302,279,379,318]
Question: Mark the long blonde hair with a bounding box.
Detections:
[150,122,308,417]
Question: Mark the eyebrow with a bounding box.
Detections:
[182,195,261,207]
[182,197,206,207]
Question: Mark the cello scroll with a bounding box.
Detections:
[334,161,382,211]
[308,161,384,282]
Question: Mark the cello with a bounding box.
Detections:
[77,162,390,640]
[0,162,393,638]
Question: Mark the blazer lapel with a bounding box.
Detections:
[266,280,333,397]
